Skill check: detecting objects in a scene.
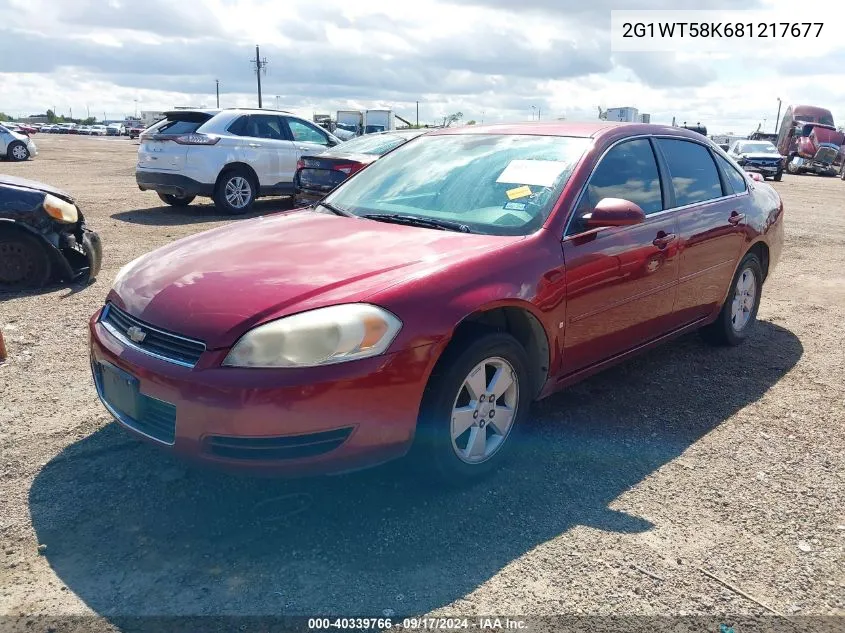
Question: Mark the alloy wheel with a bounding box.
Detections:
[224,176,252,209]
[11,145,28,160]
[450,356,519,464]
[731,267,757,332]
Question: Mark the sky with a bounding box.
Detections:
[0,0,843,134]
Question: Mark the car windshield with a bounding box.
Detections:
[738,142,778,154]
[335,132,421,156]
[324,133,590,236]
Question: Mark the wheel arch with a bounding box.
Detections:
[215,162,260,193]
[436,302,551,400]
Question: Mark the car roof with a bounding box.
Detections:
[428,121,710,142]
[161,107,295,118]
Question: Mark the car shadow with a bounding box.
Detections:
[29,322,802,620]
[0,277,97,300]
[111,198,300,226]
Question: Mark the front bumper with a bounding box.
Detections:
[136,171,214,198]
[88,309,437,476]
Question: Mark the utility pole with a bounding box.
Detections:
[416,101,419,127]
[251,45,268,108]
[216,79,220,108]
[538,107,541,120]
[775,97,782,134]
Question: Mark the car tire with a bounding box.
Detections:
[412,331,531,485]
[157,192,196,207]
[7,141,29,161]
[701,252,763,347]
[773,170,782,182]
[214,168,256,215]
[0,232,51,290]
[840,163,845,181]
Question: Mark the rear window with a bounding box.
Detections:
[147,113,211,136]
[333,133,416,155]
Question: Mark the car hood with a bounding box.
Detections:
[0,175,74,203]
[112,210,522,348]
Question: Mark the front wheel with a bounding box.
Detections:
[840,163,845,181]
[0,232,51,289]
[773,170,782,182]
[701,252,763,346]
[7,141,29,161]
[413,332,531,485]
[157,192,196,207]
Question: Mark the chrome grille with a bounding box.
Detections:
[100,303,206,367]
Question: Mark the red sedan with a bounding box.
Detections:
[89,122,784,482]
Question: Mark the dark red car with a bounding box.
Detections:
[88,122,783,482]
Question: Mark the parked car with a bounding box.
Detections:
[135,108,342,213]
[294,129,428,203]
[0,123,37,160]
[107,123,125,136]
[728,140,783,181]
[127,124,145,139]
[91,122,784,482]
[0,175,102,290]
[78,126,91,135]
[89,125,108,136]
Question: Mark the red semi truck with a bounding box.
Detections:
[776,104,844,176]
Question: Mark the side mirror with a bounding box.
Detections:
[585,198,646,228]
[747,171,764,182]
[326,137,338,147]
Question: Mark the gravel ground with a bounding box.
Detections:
[0,135,843,631]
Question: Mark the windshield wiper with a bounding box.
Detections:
[316,201,351,216]
[361,213,472,233]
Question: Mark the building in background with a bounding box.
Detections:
[140,111,165,127]
[638,113,651,123]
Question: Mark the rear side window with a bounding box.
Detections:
[715,154,747,194]
[656,138,723,206]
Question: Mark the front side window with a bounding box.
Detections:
[578,139,663,221]
[324,134,590,236]
[656,138,724,207]
[715,154,747,194]
[286,119,328,144]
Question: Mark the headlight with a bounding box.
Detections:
[223,303,402,368]
[42,194,78,223]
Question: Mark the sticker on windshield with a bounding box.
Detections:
[504,201,527,211]
[497,160,569,187]
[506,185,532,200]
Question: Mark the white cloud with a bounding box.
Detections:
[0,0,842,133]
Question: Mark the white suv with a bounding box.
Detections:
[136,108,342,214]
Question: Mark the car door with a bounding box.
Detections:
[559,137,681,375]
[654,138,746,324]
[233,114,292,191]
[0,126,9,154]
[283,117,333,180]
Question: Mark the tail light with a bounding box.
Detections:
[333,162,365,175]
[173,133,220,145]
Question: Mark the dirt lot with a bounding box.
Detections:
[0,135,843,630]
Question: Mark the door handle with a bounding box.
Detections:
[248,142,262,147]
[652,233,677,249]
[728,211,745,225]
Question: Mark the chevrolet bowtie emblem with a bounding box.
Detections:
[126,325,147,344]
